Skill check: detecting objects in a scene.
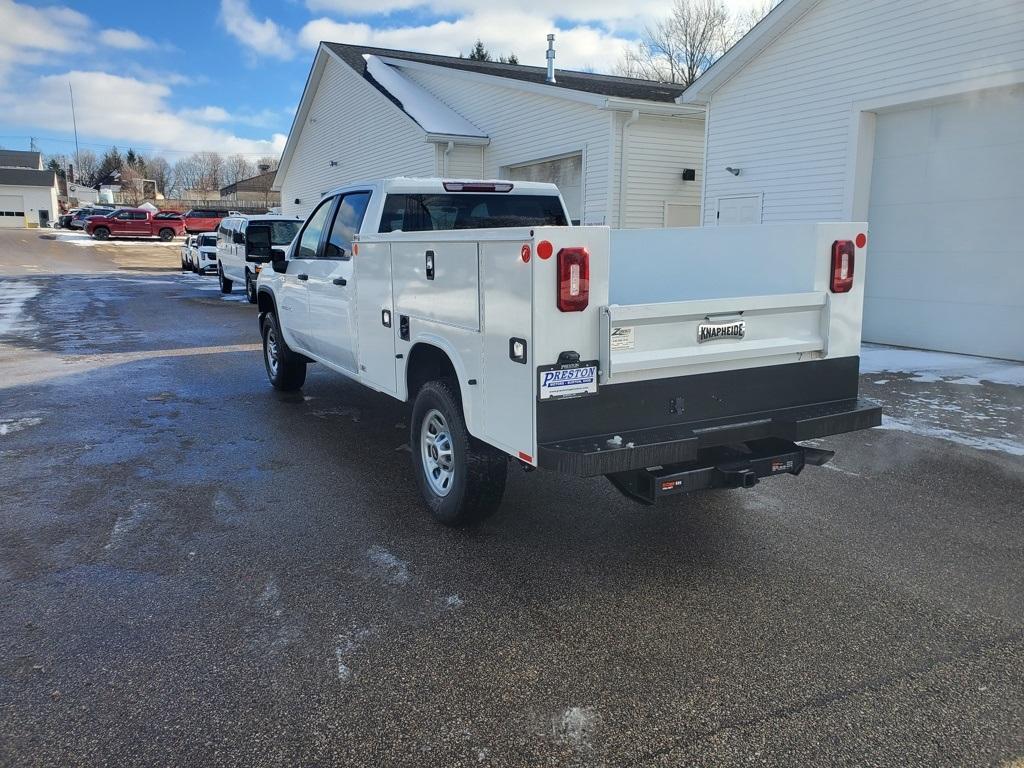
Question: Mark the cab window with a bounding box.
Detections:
[296,198,335,259]
[324,192,371,259]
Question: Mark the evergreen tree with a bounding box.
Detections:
[468,40,491,61]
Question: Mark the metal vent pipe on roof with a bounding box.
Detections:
[546,34,556,84]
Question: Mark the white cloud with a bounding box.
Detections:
[299,12,635,71]
[99,29,155,51]
[0,0,90,74]
[179,106,233,123]
[0,70,286,157]
[219,0,294,61]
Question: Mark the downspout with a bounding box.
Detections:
[618,109,640,228]
[443,140,454,176]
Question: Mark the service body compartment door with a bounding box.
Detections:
[480,240,534,459]
[391,241,480,331]
[354,241,397,395]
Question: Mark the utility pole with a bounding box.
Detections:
[29,136,38,152]
[69,81,81,182]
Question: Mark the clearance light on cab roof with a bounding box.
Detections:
[442,182,514,193]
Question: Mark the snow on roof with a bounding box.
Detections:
[363,54,487,138]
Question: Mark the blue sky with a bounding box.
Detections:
[0,0,763,163]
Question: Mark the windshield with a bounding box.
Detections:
[199,234,217,247]
[264,220,301,245]
[379,193,567,232]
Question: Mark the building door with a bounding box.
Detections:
[505,154,583,224]
[865,86,1023,361]
[716,195,762,225]
[0,195,25,228]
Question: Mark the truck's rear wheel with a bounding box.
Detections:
[218,264,233,294]
[158,228,175,241]
[411,379,506,526]
[261,313,306,390]
[245,270,257,304]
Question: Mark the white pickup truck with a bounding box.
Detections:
[256,178,880,525]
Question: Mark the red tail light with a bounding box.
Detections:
[830,240,855,293]
[557,247,590,312]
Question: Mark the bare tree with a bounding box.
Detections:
[615,0,775,87]
[170,154,203,196]
[146,156,172,197]
[223,154,255,186]
[74,148,99,185]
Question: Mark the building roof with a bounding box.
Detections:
[220,169,278,195]
[0,149,43,170]
[0,168,57,187]
[325,42,687,104]
[678,0,820,104]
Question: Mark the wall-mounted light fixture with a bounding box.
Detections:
[682,168,696,181]
[726,166,741,176]
[329,160,339,167]
[294,198,301,205]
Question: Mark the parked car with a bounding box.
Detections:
[216,214,303,302]
[69,206,117,230]
[182,209,226,234]
[58,209,79,229]
[192,232,219,274]
[85,208,185,241]
[155,210,183,221]
[255,178,881,525]
[180,235,198,270]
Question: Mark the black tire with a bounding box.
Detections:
[261,313,306,391]
[245,270,257,304]
[93,227,110,240]
[218,264,233,294]
[410,379,507,526]
[158,228,175,242]
[180,255,188,271]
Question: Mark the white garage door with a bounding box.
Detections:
[0,194,26,229]
[865,86,1024,361]
[505,154,582,224]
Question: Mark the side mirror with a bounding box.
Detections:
[271,249,288,273]
[246,225,272,261]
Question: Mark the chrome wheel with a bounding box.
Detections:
[265,324,280,377]
[420,409,455,497]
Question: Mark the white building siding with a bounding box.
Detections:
[617,114,705,228]
[435,144,484,177]
[400,67,615,225]
[280,56,434,218]
[701,0,1024,225]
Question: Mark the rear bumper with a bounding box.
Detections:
[537,397,881,476]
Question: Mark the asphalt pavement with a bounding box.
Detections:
[1,229,1022,767]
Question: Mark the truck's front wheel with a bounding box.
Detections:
[261,313,306,391]
[411,379,507,526]
[92,227,109,240]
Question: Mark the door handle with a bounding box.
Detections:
[332,277,347,286]
[297,273,308,281]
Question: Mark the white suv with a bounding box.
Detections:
[192,232,219,274]
[217,214,302,303]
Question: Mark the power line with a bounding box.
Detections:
[0,134,282,158]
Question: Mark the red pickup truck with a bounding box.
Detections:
[85,209,186,241]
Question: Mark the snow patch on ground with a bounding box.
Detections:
[861,344,1024,387]
[445,594,464,609]
[104,500,152,550]
[52,231,178,248]
[879,415,1024,457]
[334,627,375,683]
[0,281,40,336]
[367,545,410,585]
[0,416,43,436]
[553,706,597,747]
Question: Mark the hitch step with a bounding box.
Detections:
[607,438,832,505]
